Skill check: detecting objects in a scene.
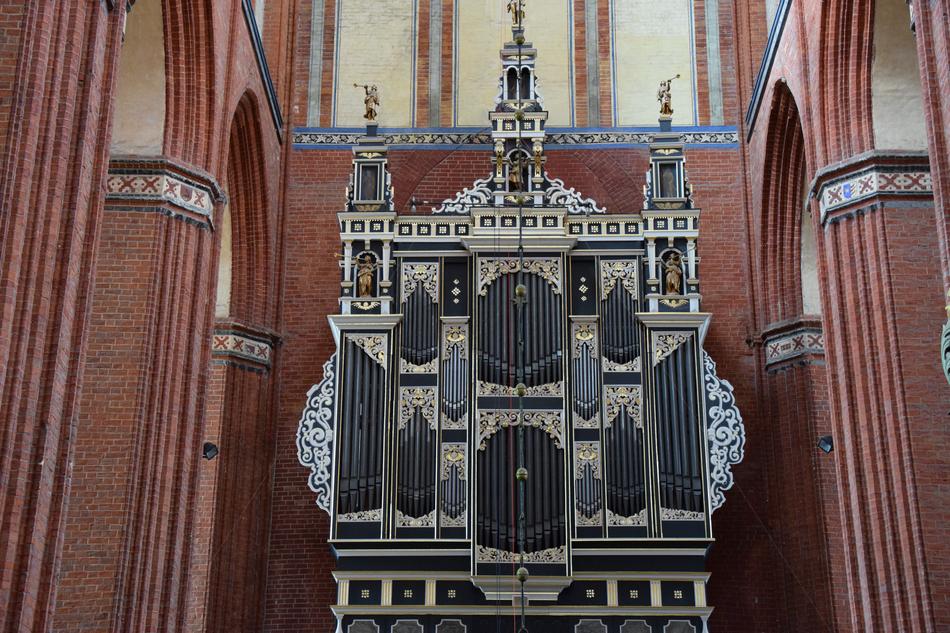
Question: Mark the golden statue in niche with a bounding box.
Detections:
[664,251,683,295]
[356,253,378,297]
[355,84,380,122]
[507,0,525,26]
[657,75,680,116]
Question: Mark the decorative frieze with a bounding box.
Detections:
[819,165,932,220]
[477,380,563,397]
[292,128,740,148]
[211,331,273,367]
[763,327,824,367]
[106,159,222,223]
[476,545,566,564]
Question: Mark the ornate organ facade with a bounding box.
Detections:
[298,20,744,633]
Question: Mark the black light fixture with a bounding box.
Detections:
[817,435,834,454]
[202,442,219,460]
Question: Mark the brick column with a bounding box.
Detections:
[0,3,124,632]
[816,153,950,632]
[52,157,224,633]
[188,322,278,633]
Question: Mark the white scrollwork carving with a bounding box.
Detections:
[476,545,566,564]
[477,257,562,296]
[338,508,383,522]
[399,387,437,430]
[607,509,647,527]
[575,510,603,527]
[544,175,606,215]
[477,410,564,450]
[604,385,642,428]
[397,510,436,528]
[703,351,745,513]
[296,354,337,515]
[603,356,641,372]
[401,357,438,374]
[652,332,692,366]
[349,333,388,367]
[435,176,494,214]
[401,263,439,303]
[441,511,466,528]
[601,260,639,298]
[660,507,706,521]
[477,380,563,397]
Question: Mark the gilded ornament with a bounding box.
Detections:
[349,333,388,367]
[355,84,380,122]
[657,74,680,116]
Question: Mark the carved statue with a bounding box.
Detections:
[356,253,377,297]
[507,0,525,26]
[495,143,505,177]
[533,143,542,175]
[508,155,523,191]
[657,74,680,116]
[355,84,380,122]
[664,251,683,295]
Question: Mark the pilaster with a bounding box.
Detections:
[55,156,224,633]
[0,4,125,632]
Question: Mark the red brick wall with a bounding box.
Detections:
[262,144,789,632]
[0,4,124,632]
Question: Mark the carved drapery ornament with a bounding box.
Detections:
[604,385,642,428]
[478,257,562,296]
[601,260,639,298]
[402,263,439,303]
[478,410,564,450]
[398,387,437,430]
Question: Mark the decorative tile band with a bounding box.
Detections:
[106,171,216,218]
[764,327,824,367]
[211,331,273,367]
[819,167,932,220]
[292,128,739,149]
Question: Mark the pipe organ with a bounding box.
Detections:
[298,18,745,633]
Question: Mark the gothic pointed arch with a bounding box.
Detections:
[199,90,280,633]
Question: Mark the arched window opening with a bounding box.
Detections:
[215,204,233,319]
[872,0,927,149]
[111,0,165,154]
[519,68,531,100]
[507,68,518,100]
[800,178,822,316]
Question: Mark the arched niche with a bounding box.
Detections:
[111,0,166,154]
[872,0,927,149]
